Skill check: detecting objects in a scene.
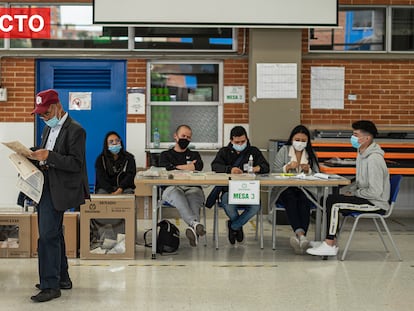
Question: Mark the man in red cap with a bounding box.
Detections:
[29,89,90,302]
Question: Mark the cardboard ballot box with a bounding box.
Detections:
[80,195,136,259]
[0,213,31,258]
[31,212,79,258]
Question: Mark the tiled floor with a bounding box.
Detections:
[2,210,414,311]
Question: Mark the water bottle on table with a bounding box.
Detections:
[153,128,160,148]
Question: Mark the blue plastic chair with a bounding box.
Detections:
[337,175,403,261]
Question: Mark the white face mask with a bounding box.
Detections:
[292,141,307,152]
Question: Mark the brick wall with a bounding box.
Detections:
[0,56,250,124]
[0,58,35,122]
[301,59,414,127]
[223,58,249,123]
[126,59,147,123]
[0,2,413,128]
[301,0,414,128]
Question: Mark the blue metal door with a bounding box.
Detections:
[36,59,127,192]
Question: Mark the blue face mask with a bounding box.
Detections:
[44,116,60,128]
[350,135,360,149]
[233,142,247,152]
[108,144,122,154]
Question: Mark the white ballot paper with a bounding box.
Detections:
[2,141,44,203]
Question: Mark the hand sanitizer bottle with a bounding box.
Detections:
[247,155,254,174]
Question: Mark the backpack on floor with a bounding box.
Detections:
[144,219,180,254]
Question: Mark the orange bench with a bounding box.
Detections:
[312,141,414,175]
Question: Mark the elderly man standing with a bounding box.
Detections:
[30,89,89,302]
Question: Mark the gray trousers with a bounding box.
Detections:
[162,186,205,226]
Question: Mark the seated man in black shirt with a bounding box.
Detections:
[159,124,205,247]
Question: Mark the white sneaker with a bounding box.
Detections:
[309,241,322,248]
[185,227,198,247]
[306,241,338,256]
[299,235,310,250]
[192,222,206,236]
[289,236,301,254]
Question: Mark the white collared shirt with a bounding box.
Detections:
[45,112,68,151]
[284,146,312,174]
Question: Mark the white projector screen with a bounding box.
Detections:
[93,0,338,27]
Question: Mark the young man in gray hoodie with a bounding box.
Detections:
[307,120,390,256]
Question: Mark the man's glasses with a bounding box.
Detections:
[39,105,55,120]
[108,138,121,145]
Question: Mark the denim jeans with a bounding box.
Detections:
[220,192,260,230]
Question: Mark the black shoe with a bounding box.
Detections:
[35,279,72,290]
[227,221,236,245]
[31,289,61,302]
[236,227,244,243]
[59,279,73,289]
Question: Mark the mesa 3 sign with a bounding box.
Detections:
[0,8,50,38]
[228,180,260,205]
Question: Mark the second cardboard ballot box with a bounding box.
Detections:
[31,212,79,258]
[80,195,136,259]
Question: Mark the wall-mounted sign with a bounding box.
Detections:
[69,92,91,110]
[127,87,145,114]
[228,180,260,205]
[224,86,245,104]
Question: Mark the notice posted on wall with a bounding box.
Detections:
[256,63,297,99]
[127,87,145,114]
[69,92,92,110]
[310,67,344,109]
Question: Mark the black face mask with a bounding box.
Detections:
[178,138,190,149]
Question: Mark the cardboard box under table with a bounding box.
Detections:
[0,213,31,258]
[31,212,79,258]
[80,195,135,259]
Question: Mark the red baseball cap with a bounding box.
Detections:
[31,89,60,115]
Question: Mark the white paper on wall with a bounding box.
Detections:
[256,63,297,99]
[311,66,345,109]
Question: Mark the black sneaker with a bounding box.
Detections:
[236,227,244,243]
[227,220,236,245]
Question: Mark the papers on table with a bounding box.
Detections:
[261,173,343,180]
[136,170,344,181]
[313,173,342,180]
[136,166,167,177]
[2,141,44,203]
